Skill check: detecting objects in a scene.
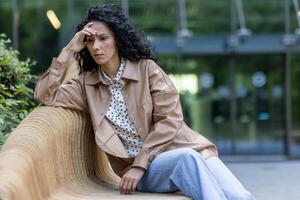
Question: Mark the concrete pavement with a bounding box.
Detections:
[225,158,300,200]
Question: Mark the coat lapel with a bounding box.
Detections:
[84,60,141,158]
[94,117,129,158]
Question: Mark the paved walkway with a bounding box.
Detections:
[226,159,300,200]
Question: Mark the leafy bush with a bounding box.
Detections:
[0,34,37,146]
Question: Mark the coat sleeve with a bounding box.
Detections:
[34,58,88,112]
[131,60,183,170]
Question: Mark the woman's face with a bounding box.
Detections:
[85,21,119,66]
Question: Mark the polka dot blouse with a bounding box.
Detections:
[100,58,143,157]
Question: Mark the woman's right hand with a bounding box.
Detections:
[65,22,97,53]
[57,22,97,63]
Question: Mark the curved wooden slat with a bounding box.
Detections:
[0,107,189,199]
[0,61,189,199]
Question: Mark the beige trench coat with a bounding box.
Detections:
[34,58,218,176]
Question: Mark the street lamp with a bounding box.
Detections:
[293,0,300,35]
[235,0,251,40]
[283,0,300,46]
[227,0,251,49]
[176,0,192,48]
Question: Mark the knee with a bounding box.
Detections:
[176,148,199,157]
[229,191,255,200]
[176,148,202,165]
[177,148,200,159]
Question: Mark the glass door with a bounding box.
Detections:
[234,55,285,154]
[164,54,285,155]
[169,56,233,154]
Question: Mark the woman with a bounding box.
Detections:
[35,4,255,200]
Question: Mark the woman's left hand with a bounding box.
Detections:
[119,167,145,194]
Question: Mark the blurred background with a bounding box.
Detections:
[1,0,300,157]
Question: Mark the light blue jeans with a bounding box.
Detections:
[136,148,255,200]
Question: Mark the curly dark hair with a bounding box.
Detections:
[74,4,157,73]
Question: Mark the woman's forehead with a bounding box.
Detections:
[88,21,112,34]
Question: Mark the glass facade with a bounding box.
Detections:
[233,55,285,154]
[291,54,300,156]
[1,0,300,156]
[163,55,287,155]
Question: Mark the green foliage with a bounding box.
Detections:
[0,34,37,146]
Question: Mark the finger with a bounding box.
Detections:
[84,27,97,35]
[132,179,138,192]
[81,30,91,36]
[122,177,131,194]
[124,178,132,194]
[82,29,96,37]
[119,177,125,194]
[126,178,135,194]
[84,22,94,28]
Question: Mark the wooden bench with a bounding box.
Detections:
[0,60,189,200]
